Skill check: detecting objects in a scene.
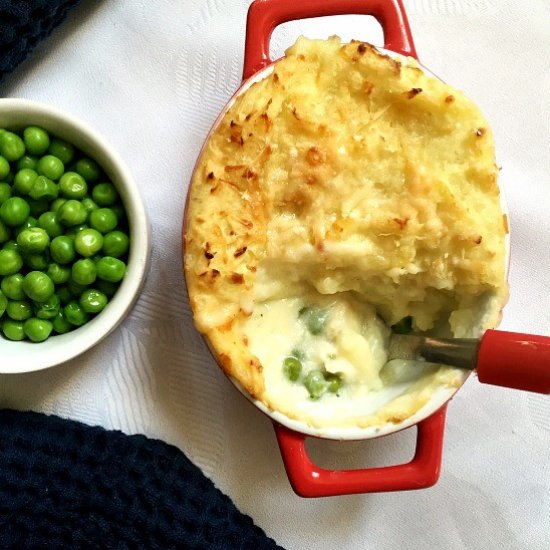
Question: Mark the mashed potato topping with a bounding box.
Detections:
[184,37,508,428]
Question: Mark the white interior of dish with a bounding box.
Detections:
[0,99,151,374]
[193,46,510,440]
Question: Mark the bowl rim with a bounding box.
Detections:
[184,45,510,441]
[0,98,151,374]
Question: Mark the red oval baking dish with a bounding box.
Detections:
[182,0,550,497]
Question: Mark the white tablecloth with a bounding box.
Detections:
[1,1,548,548]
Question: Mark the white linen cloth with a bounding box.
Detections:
[0,1,548,548]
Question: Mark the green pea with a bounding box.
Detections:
[16,154,39,171]
[50,198,67,213]
[391,316,413,334]
[101,230,129,258]
[2,318,25,340]
[52,309,72,334]
[0,182,12,204]
[0,132,25,161]
[36,155,64,181]
[48,138,74,164]
[76,158,101,182]
[0,197,30,226]
[0,289,7,317]
[92,183,118,206]
[22,271,55,302]
[96,256,125,283]
[283,356,302,382]
[304,370,328,400]
[325,373,343,394]
[0,156,10,179]
[79,289,107,314]
[13,168,39,195]
[28,199,50,218]
[6,300,33,321]
[0,249,23,275]
[1,273,25,300]
[23,127,50,156]
[56,286,72,305]
[23,251,50,270]
[46,262,71,285]
[81,197,99,214]
[89,208,118,234]
[2,240,19,252]
[74,228,103,257]
[64,301,89,326]
[65,224,88,239]
[96,279,118,296]
[308,311,329,335]
[71,258,97,286]
[50,235,75,264]
[38,211,64,238]
[23,317,53,342]
[28,175,59,201]
[299,307,329,335]
[0,220,9,243]
[13,216,38,238]
[58,199,87,226]
[17,227,50,253]
[59,172,87,199]
[68,280,87,297]
[33,294,60,320]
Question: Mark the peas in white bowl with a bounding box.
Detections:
[0,99,150,372]
[0,125,131,343]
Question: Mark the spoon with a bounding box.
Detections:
[388,330,550,394]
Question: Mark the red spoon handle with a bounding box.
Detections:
[477,330,550,394]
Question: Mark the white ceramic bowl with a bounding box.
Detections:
[0,99,151,373]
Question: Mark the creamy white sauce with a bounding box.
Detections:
[242,291,439,423]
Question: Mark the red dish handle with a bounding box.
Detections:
[477,330,550,394]
[243,0,417,80]
[274,405,447,497]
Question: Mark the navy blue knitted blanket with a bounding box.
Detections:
[0,0,83,82]
[0,409,283,549]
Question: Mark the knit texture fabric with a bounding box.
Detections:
[0,0,83,81]
[0,409,283,549]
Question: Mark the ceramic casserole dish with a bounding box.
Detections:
[182,0,535,497]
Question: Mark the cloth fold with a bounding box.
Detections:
[0,409,282,549]
[0,0,83,82]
